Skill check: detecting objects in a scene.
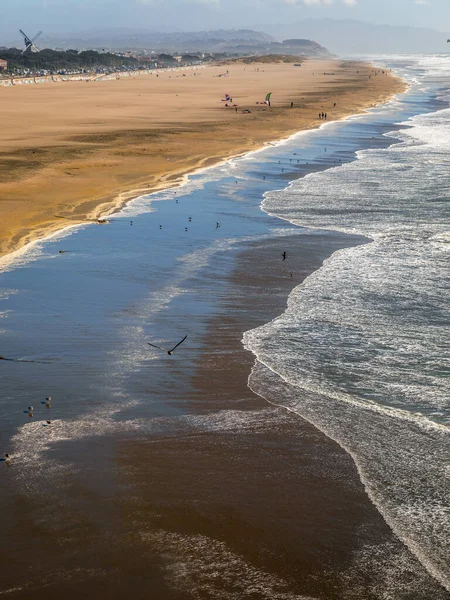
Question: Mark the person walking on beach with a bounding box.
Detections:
[319,113,322,120]
[282,251,287,261]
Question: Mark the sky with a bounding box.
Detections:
[0,0,449,43]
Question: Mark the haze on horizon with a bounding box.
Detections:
[1,0,449,44]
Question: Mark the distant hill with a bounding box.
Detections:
[39,29,275,53]
[223,54,306,65]
[259,19,449,55]
[279,39,331,57]
[35,28,331,58]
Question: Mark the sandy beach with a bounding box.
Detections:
[0,58,405,258]
[1,56,449,598]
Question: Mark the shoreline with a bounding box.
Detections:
[1,67,448,596]
[0,59,406,263]
[113,231,446,599]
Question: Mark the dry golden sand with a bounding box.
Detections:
[0,59,405,257]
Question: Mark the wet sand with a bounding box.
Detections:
[115,234,444,599]
[1,232,369,599]
[0,59,404,259]
[1,229,447,598]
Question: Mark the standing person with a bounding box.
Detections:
[319,113,322,120]
[282,251,287,261]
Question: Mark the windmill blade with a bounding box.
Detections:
[19,29,29,42]
[169,335,187,353]
[32,31,42,43]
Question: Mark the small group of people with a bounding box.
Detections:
[319,112,327,120]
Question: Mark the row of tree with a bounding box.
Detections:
[0,48,206,72]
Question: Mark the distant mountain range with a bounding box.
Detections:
[13,19,446,57]
[39,29,272,52]
[4,20,449,57]
[34,29,331,57]
[259,19,449,55]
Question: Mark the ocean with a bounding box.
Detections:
[0,55,448,598]
[246,54,450,592]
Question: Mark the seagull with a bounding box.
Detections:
[148,335,187,356]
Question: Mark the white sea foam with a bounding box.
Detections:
[139,528,316,600]
[245,57,450,591]
[0,223,88,274]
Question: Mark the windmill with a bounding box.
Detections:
[19,29,42,54]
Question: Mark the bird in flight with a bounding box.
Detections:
[148,335,187,355]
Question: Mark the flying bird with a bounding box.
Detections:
[148,335,187,355]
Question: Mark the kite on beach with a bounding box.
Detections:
[256,93,272,107]
[148,335,187,356]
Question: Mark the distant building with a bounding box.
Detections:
[0,59,7,71]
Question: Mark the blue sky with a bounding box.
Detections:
[0,0,449,41]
